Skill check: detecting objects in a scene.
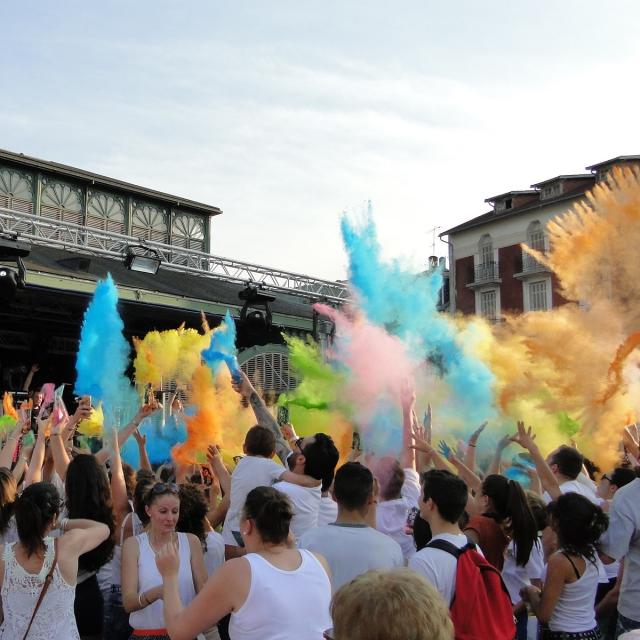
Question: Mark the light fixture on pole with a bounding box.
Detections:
[124,244,162,275]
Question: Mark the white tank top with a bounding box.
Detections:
[129,532,195,630]
[548,553,602,632]
[229,550,332,640]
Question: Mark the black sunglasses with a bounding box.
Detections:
[295,437,305,453]
[601,474,612,483]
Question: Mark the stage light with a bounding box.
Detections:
[124,246,162,275]
[0,265,21,301]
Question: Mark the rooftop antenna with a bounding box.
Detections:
[427,225,442,259]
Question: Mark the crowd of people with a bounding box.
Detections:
[0,365,639,640]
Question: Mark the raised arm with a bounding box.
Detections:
[22,363,39,392]
[59,518,111,559]
[109,428,130,528]
[232,370,290,465]
[156,545,247,640]
[133,428,152,472]
[0,425,22,470]
[400,380,416,470]
[49,419,71,481]
[464,421,486,472]
[487,434,512,477]
[206,445,231,497]
[511,422,561,500]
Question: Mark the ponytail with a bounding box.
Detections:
[505,479,537,567]
[482,475,537,567]
[14,482,60,557]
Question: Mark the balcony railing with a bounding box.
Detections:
[521,250,549,274]
[473,261,500,284]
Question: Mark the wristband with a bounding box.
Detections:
[59,518,69,533]
[138,591,146,608]
[468,443,477,448]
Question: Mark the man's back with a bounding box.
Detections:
[299,523,404,591]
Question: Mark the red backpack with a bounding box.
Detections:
[426,539,516,640]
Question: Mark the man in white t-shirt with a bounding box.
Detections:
[408,469,474,605]
[274,432,339,540]
[299,462,403,591]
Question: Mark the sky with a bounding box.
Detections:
[2,1,640,281]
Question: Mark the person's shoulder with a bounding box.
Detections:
[615,477,640,501]
[298,525,329,547]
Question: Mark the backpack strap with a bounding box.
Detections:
[22,539,58,640]
[426,539,476,558]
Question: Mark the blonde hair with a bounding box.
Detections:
[331,569,454,640]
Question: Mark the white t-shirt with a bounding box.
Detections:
[222,456,284,545]
[501,538,545,605]
[376,498,416,561]
[204,531,225,576]
[408,532,478,605]
[273,481,322,541]
[317,495,338,527]
[543,479,599,505]
[299,523,404,591]
[600,478,640,621]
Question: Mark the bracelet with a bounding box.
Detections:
[138,591,147,608]
[468,443,477,448]
[59,518,69,533]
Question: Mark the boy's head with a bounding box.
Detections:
[420,469,467,525]
[243,425,276,458]
[547,445,583,480]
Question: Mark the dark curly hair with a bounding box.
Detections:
[549,492,608,564]
[176,484,208,550]
[15,482,61,557]
[65,454,116,572]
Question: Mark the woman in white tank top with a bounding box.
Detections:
[0,482,110,639]
[121,482,208,640]
[155,486,333,640]
[521,493,609,640]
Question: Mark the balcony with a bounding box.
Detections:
[514,249,550,279]
[467,260,501,289]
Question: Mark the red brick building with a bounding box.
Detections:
[440,156,640,319]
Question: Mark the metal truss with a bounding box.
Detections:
[0,207,349,303]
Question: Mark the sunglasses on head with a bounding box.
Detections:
[151,482,179,495]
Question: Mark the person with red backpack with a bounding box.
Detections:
[408,469,516,640]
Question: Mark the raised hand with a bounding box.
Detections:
[437,440,454,461]
[410,424,435,455]
[510,421,537,451]
[400,379,416,409]
[133,428,147,446]
[468,421,487,446]
[155,541,180,578]
[280,423,297,442]
[231,369,254,398]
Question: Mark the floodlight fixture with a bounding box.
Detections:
[124,245,162,275]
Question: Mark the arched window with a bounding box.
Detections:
[527,221,545,251]
[0,166,34,214]
[131,201,169,243]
